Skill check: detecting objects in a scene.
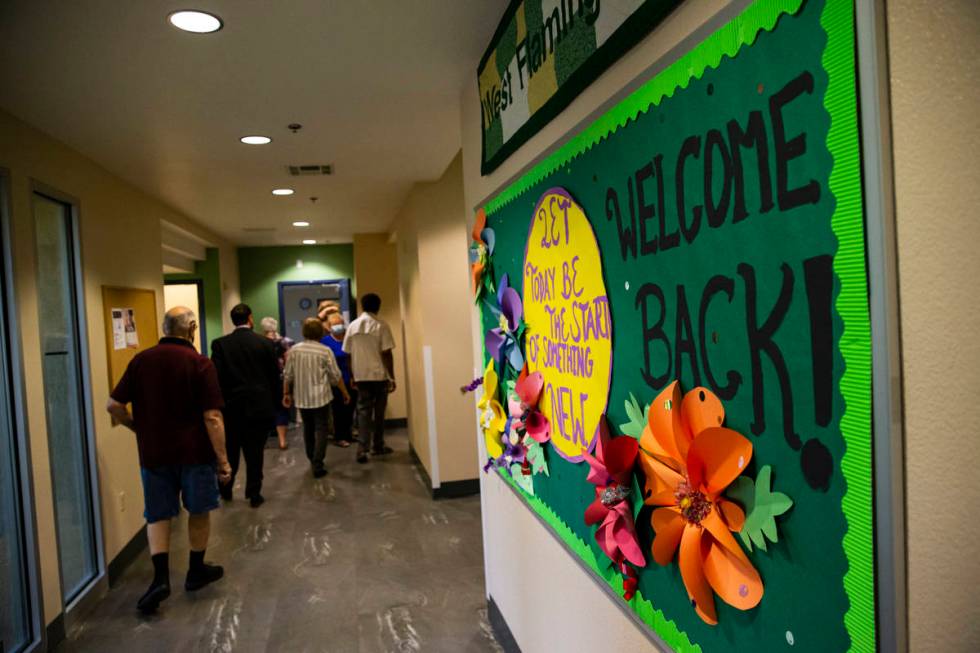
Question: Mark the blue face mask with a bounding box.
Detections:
[330,324,345,335]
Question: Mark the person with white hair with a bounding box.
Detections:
[260,315,294,449]
[106,306,231,614]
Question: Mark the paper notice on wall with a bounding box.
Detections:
[123,308,139,348]
[111,308,126,350]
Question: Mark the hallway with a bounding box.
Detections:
[59,430,500,653]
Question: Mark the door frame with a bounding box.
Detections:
[1,169,44,653]
[276,278,352,337]
[164,278,207,355]
[29,181,106,615]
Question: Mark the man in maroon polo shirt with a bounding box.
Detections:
[106,306,233,614]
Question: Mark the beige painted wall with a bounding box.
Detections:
[392,152,480,485]
[888,1,980,651]
[395,223,430,471]
[352,233,406,419]
[0,108,239,625]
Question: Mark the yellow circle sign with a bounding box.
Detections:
[522,188,612,462]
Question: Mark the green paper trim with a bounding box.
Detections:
[483,0,804,217]
[496,469,702,653]
[820,1,877,652]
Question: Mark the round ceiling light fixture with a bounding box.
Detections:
[240,135,271,145]
[302,239,317,245]
[271,188,294,196]
[168,10,223,33]
[292,221,310,227]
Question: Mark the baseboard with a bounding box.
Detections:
[408,442,480,499]
[384,417,408,429]
[45,612,65,651]
[487,596,521,653]
[108,525,148,587]
[433,478,480,499]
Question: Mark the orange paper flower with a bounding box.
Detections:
[638,381,763,625]
[470,208,491,295]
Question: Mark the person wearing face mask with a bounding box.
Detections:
[320,312,355,447]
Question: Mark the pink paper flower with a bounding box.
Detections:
[582,417,646,599]
[509,366,550,443]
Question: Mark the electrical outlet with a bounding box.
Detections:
[117,491,126,513]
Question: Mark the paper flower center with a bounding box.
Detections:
[498,314,510,333]
[675,481,711,525]
[600,483,630,507]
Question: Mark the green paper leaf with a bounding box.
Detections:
[726,464,793,553]
[630,472,644,521]
[510,464,534,495]
[619,393,648,440]
[525,439,550,477]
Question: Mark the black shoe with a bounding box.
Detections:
[356,453,368,464]
[313,468,328,479]
[371,445,394,456]
[249,494,265,508]
[219,484,232,501]
[185,563,224,592]
[136,581,171,614]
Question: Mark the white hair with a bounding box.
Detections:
[162,309,196,337]
[260,316,279,334]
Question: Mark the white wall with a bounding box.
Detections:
[460,2,736,652]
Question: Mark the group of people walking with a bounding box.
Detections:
[106,293,396,614]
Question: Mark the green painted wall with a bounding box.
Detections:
[164,247,222,355]
[238,244,354,328]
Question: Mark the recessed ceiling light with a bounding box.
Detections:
[292,221,310,227]
[302,239,317,245]
[168,10,223,33]
[240,135,271,145]
[272,188,294,196]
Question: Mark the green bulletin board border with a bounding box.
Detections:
[482,0,876,650]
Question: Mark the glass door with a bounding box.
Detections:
[1,176,38,652]
[33,193,99,603]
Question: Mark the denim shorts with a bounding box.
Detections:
[140,464,220,523]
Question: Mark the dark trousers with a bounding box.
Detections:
[356,381,388,453]
[331,387,356,442]
[225,421,267,499]
[299,405,331,472]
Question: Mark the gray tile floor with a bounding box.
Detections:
[59,428,503,653]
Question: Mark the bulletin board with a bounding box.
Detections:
[101,286,159,390]
[471,0,878,651]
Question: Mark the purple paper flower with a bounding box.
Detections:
[485,274,524,373]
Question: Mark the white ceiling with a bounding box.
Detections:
[0,1,506,245]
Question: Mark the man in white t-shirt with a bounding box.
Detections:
[343,293,396,464]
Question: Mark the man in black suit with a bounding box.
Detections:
[211,303,281,508]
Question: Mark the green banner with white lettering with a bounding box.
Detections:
[478,0,682,175]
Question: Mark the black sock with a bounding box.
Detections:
[151,552,170,586]
[189,549,206,573]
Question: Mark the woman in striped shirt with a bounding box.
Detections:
[282,318,351,477]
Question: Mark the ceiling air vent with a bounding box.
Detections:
[287,164,333,176]
[242,227,276,233]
